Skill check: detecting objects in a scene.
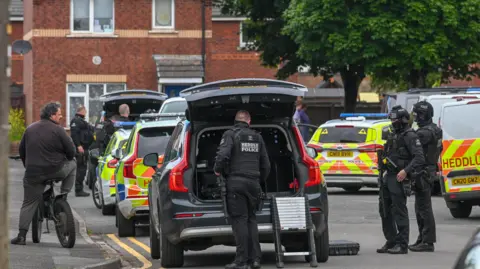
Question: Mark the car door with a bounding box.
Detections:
[98,135,118,184]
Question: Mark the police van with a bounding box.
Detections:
[417,94,480,126]
[308,113,390,192]
[439,99,480,218]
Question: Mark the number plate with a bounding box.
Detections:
[452,176,480,186]
[327,151,353,158]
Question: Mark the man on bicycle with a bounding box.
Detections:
[11,102,77,245]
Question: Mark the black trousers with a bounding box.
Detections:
[227,177,262,265]
[379,173,409,248]
[414,176,436,244]
[75,152,88,192]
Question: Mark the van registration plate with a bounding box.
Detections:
[327,151,353,158]
[452,176,480,186]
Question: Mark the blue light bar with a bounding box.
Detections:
[113,121,137,128]
[340,113,388,118]
[467,88,480,93]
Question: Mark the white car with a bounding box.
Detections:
[158,97,187,114]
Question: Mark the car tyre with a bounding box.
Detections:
[449,204,472,219]
[116,205,135,237]
[342,187,361,192]
[314,224,329,263]
[149,185,161,260]
[101,203,115,216]
[160,223,184,268]
[92,179,102,209]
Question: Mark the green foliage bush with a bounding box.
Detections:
[9,108,26,142]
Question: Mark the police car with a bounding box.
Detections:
[308,113,391,192]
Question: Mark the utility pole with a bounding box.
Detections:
[0,1,11,269]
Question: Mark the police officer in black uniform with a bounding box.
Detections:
[214,110,271,269]
[409,101,441,252]
[70,106,94,197]
[96,103,130,155]
[377,105,425,254]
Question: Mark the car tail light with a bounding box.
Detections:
[293,126,323,187]
[308,143,324,152]
[335,125,354,128]
[123,134,139,179]
[358,144,384,152]
[467,100,480,104]
[174,213,204,219]
[169,131,190,193]
[107,159,118,168]
[310,207,321,212]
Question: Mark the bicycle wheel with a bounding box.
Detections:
[54,199,76,248]
[32,205,43,243]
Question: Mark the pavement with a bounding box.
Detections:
[8,159,480,269]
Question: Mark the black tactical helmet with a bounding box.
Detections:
[389,105,410,123]
[412,100,434,123]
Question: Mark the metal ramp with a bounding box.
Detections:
[271,195,317,268]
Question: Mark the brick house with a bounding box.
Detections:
[22,0,323,127]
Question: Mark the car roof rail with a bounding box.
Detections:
[179,78,308,97]
[139,112,186,122]
[407,86,474,94]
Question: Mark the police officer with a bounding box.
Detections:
[409,101,441,252]
[70,106,94,197]
[377,105,425,254]
[214,110,271,269]
[97,104,130,155]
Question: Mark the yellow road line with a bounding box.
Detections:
[128,237,151,253]
[107,234,152,269]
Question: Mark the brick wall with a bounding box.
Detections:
[24,0,212,126]
[9,21,23,84]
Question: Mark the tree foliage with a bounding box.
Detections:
[216,0,480,111]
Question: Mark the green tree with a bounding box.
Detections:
[284,0,480,98]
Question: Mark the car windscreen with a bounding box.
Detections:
[137,127,175,158]
[160,100,188,113]
[442,103,480,140]
[317,127,369,143]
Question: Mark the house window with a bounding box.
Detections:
[152,0,175,29]
[66,83,126,126]
[239,22,253,48]
[71,0,115,33]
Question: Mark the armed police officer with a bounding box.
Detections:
[377,105,425,254]
[214,110,271,269]
[409,101,441,252]
[96,103,130,155]
[70,106,94,197]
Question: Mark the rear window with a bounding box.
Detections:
[315,127,369,143]
[137,127,175,158]
[442,103,480,139]
[160,101,187,113]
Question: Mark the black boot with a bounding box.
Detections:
[387,244,408,254]
[409,243,434,252]
[75,190,90,197]
[249,260,261,269]
[408,239,422,250]
[225,262,251,269]
[11,230,27,245]
[376,242,395,254]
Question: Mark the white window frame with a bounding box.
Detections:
[70,0,116,34]
[239,22,253,48]
[152,0,175,30]
[65,83,126,126]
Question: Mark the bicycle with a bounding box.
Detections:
[31,179,76,248]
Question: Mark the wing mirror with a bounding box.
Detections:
[112,148,122,160]
[306,146,318,159]
[143,153,159,168]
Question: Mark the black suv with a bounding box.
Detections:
[145,79,329,268]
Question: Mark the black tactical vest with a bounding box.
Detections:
[386,128,415,169]
[421,123,443,168]
[229,127,262,180]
